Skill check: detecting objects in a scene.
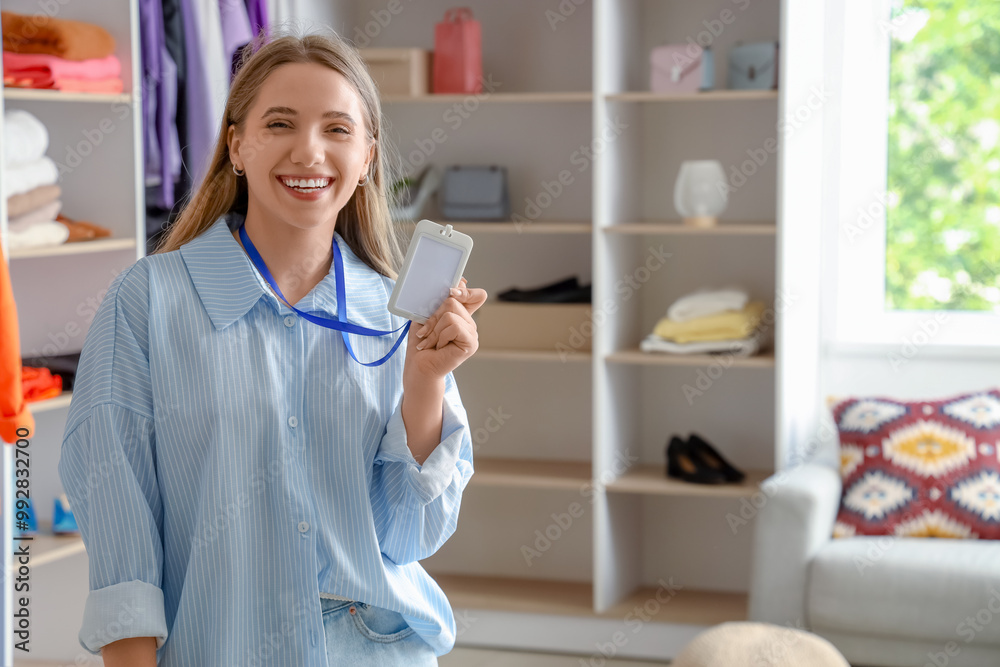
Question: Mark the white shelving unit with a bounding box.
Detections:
[347,0,791,658]
[0,0,143,662]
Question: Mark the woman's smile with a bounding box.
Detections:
[276,174,334,200]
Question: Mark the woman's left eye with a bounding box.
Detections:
[329,127,350,134]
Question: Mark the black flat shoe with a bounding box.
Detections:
[687,433,746,483]
[665,436,728,484]
[497,276,579,302]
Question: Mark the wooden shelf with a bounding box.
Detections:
[472,348,592,363]
[3,88,132,104]
[606,222,776,236]
[9,237,137,259]
[9,522,85,573]
[606,349,775,368]
[606,463,770,498]
[26,392,73,414]
[471,458,591,491]
[382,91,592,104]
[606,90,778,103]
[398,221,592,235]
[430,573,747,626]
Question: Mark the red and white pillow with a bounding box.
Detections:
[830,389,1000,539]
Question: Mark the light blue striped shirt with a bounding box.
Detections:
[57,213,474,665]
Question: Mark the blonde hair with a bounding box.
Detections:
[152,29,403,279]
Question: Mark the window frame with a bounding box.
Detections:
[831,0,1000,349]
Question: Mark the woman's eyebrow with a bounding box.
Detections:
[261,106,356,126]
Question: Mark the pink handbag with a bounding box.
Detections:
[433,7,482,94]
[650,44,714,94]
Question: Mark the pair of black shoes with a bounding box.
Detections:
[665,434,745,485]
[497,276,592,303]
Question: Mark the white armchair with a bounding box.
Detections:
[748,462,1000,667]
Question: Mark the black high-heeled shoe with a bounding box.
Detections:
[687,433,746,483]
[665,436,728,484]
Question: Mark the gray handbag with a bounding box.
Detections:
[440,165,510,220]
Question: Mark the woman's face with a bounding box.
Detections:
[228,61,374,233]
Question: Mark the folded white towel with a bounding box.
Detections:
[666,287,749,322]
[639,333,760,357]
[3,156,59,199]
[7,220,70,251]
[4,110,49,165]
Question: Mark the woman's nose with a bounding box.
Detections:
[290,129,325,167]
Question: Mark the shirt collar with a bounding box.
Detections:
[179,213,394,332]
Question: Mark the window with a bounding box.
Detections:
[832,0,1000,347]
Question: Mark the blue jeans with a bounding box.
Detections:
[320,597,438,666]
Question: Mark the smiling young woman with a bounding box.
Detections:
[58,30,486,667]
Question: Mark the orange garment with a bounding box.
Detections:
[1,11,115,61]
[0,241,34,443]
[22,366,62,401]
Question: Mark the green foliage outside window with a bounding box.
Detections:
[886,0,1000,311]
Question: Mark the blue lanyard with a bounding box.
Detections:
[238,222,410,367]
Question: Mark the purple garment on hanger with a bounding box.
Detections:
[219,0,253,80]
[179,0,218,187]
[245,0,268,39]
[139,0,178,208]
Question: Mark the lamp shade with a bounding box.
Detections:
[673,160,728,227]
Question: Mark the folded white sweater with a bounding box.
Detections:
[667,287,749,322]
[7,220,69,251]
[3,156,59,198]
[4,110,49,165]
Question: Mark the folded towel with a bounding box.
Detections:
[2,51,121,85]
[7,184,60,218]
[7,220,69,251]
[8,199,61,233]
[654,301,766,344]
[640,333,761,357]
[4,109,48,164]
[56,214,112,242]
[2,156,58,198]
[1,12,115,61]
[667,288,749,322]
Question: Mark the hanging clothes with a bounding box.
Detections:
[139,0,182,209]
[0,242,34,444]
[179,0,228,188]
[245,0,269,39]
[219,0,252,80]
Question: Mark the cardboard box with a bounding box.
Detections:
[474,302,593,352]
[359,48,431,97]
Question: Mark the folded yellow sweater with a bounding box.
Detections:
[653,301,766,343]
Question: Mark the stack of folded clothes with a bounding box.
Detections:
[3,109,68,250]
[3,110,111,249]
[2,11,121,93]
[497,276,592,303]
[640,287,768,357]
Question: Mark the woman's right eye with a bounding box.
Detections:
[267,121,290,129]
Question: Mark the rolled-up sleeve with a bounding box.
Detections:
[370,371,474,565]
[56,260,167,654]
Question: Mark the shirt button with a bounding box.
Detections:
[298,521,309,533]
[284,315,296,327]
[288,415,298,428]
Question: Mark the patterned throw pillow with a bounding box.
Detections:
[830,389,1000,539]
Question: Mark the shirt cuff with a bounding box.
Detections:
[376,392,468,506]
[78,580,168,655]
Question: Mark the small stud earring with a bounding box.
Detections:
[358,173,369,186]
[233,164,245,177]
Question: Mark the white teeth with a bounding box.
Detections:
[281,177,330,189]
